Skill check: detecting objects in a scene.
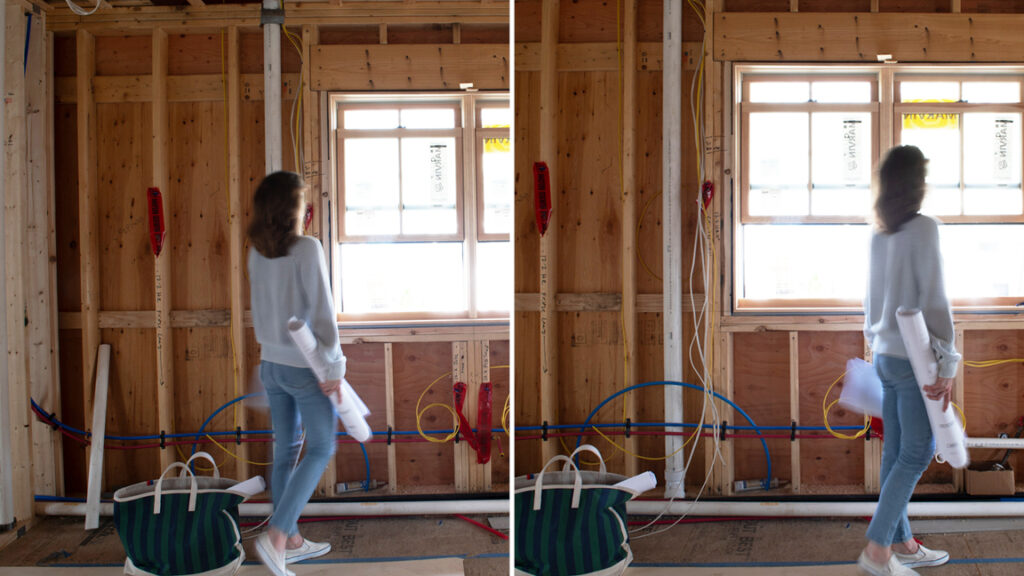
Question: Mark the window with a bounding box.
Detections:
[332,93,511,318]
[736,67,1024,311]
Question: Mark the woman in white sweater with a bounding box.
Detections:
[859,146,960,576]
[247,171,344,576]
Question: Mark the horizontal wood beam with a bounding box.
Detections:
[311,44,508,91]
[58,311,511,341]
[716,12,1024,62]
[54,73,301,104]
[48,4,508,33]
[515,292,703,313]
[515,42,703,72]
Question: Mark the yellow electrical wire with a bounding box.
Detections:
[591,422,700,462]
[205,434,273,466]
[821,371,872,440]
[416,371,460,443]
[964,358,1024,368]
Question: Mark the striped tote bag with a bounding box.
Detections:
[113,452,264,576]
[514,446,637,576]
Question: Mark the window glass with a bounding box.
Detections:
[963,113,1021,187]
[340,243,465,313]
[810,113,872,216]
[742,225,871,300]
[476,241,511,312]
[344,138,400,235]
[900,81,959,102]
[811,81,872,103]
[481,107,511,129]
[941,225,1024,298]
[400,138,458,234]
[748,81,809,103]
[901,113,960,186]
[961,82,1020,103]
[749,112,809,216]
[344,109,399,130]
[401,108,456,129]
[481,136,512,235]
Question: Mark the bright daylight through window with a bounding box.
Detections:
[333,94,511,318]
[737,67,1024,311]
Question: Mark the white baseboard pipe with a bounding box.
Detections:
[37,499,509,518]
[627,499,1024,517]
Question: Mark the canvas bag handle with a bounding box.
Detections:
[564,444,606,475]
[153,461,198,515]
[182,451,220,479]
[533,454,582,511]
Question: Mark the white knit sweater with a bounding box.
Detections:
[864,214,961,379]
[248,236,346,381]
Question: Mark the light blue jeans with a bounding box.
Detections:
[260,361,337,537]
[866,355,935,547]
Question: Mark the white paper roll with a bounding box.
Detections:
[287,317,372,443]
[895,308,968,469]
[612,471,658,494]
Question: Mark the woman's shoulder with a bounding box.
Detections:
[904,213,940,234]
[289,235,325,260]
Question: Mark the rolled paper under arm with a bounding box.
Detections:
[895,308,968,469]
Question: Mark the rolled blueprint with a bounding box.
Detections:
[895,308,968,469]
[612,471,658,494]
[287,317,372,442]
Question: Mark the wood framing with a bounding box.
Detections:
[23,8,60,499]
[48,3,509,33]
[789,332,800,492]
[152,27,174,471]
[226,25,251,489]
[76,28,101,452]
[384,343,397,493]
[538,0,558,465]
[622,0,639,479]
[716,12,1024,62]
[311,44,508,91]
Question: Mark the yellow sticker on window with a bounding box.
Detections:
[485,137,511,153]
[902,99,958,130]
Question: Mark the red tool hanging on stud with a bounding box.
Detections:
[453,381,494,464]
[148,187,166,257]
[533,162,552,236]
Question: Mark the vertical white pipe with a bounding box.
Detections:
[662,0,685,499]
[0,0,14,528]
[263,0,282,174]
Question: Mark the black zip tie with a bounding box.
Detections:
[866,424,872,441]
[791,421,797,442]
[542,421,549,442]
[720,421,728,441]
[235,426,242,445]
[624,418,632,439]
[160,430,166,449]
[48,412,58,431]
[454,427,460,444]
[386,426,393,446]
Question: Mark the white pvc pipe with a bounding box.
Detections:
[263,0,282,174]
[0,0,13,528]
[37,499,509,518]
[662,0,685,499]
[627,500,1024,517]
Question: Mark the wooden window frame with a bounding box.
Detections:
[734,65,1024,313]
[329,92,511,321]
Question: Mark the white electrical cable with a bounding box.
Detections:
[65,0,102,17]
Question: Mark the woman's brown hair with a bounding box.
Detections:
[247,171,305,258]
[874,145,927,234]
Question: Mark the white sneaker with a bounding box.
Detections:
[254,532,295,576]
[285,537,332,564]
[894,543,950,568]
[858,551,920,576]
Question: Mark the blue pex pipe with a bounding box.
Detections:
[575,381,773,490]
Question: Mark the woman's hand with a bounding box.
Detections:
[924,376,954,412]
[320,379,341,403]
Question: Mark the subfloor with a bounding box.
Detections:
[0,514,508,575]
[622,516,1024,575]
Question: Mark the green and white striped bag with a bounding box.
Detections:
[113,452,265,576]
[514,445,638,576]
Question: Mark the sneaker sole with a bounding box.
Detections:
[900,554,949,568]
[254,537,292,576]
[286,544,332,564]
